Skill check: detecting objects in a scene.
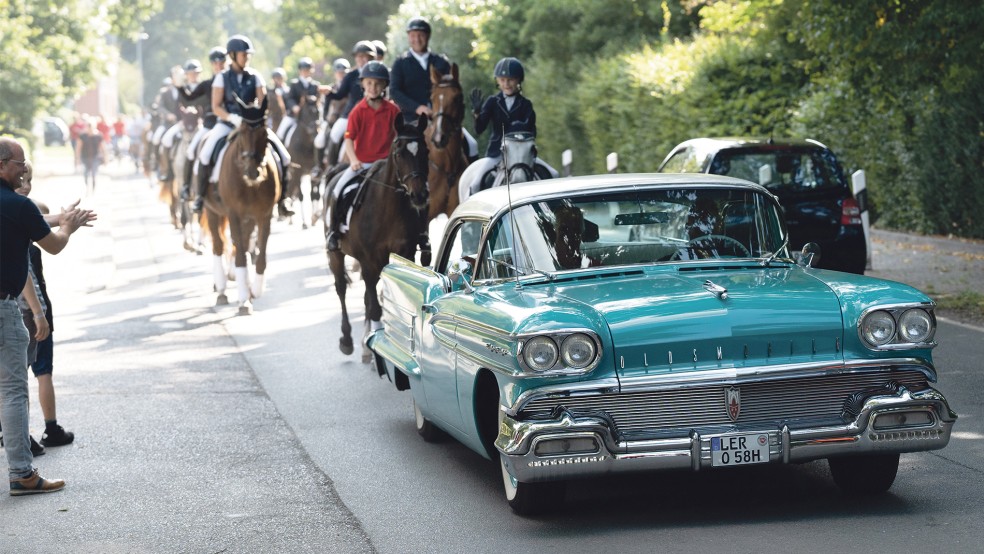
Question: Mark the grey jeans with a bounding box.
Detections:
[0,298,33,480]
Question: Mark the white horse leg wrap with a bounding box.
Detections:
[235,266,250,304]
[213,255,227,294]
[252,273,265,299]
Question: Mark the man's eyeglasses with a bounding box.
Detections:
[2,158,27,165]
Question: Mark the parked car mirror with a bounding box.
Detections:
[799,243,822,268]
[447,258,475,292]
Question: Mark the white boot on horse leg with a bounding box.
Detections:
[213,255,229,305]
[361,318,377,364]
[251,273,265,300]
[235,266,253,315]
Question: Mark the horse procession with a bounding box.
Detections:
[143,19,552,330]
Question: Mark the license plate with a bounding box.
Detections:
[710,433,770,467]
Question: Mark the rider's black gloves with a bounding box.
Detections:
[470,88,484,117]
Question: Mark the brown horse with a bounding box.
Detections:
[325,114,429,362]
[284,94,321,228]
[204,97,281,315]
[425,62,467,223]
[158,107,200,233]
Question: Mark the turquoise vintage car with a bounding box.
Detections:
[366,173,956,515]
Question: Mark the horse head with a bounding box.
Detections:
[428,63,463,149]
[233,96,272,183]
[180,106,201,133]
[501,131,537,184]
[298,94,322,136]
[390,114,430,211]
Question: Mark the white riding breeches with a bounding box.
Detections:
[198,124,233,166]
[151,124,167,146]
[161,123,182,149]
[463,128,478,158]
[186,126,209,161]
[314,124,329,149]
[332,166,366,199]
[329,117,347,144]
[276,116,296,142]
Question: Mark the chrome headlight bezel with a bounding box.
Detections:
[518,330,602,376]
[858,303,937,350]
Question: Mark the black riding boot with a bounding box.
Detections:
[277,163,294,217]
[180,159,194,200]
[312,147,326,179]
[326,140,341,168]
[192,164,210,213]
[326,205,341,251]
[418,232,432,267]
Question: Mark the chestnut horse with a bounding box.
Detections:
[204,97,281,315]
[325,114,429,362]
[425,62,467,224]
[158,107,200,239]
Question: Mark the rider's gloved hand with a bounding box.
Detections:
[227,114,243,128]
[469,88,484,116]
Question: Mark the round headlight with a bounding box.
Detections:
[899,309,935,343]
[862,310,896,346]
[561,333,596,369]
[523,337,559,372]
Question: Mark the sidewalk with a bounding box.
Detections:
[1,156,373,552]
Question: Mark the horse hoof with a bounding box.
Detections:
[216,294,229,306]
[238,304,253,316]
[340,338,354,355]
[302,222,309,230]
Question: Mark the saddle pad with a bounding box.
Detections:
[337,178,364,233]
[210,143,229,183]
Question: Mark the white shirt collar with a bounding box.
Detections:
[504,95,516,111]
[410,50,430,71]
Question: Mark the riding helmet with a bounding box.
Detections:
[183,59,203,72]
[359,61,390,83]
[372,40,387,57]
[494,57,525,83]
[406,17,431,34]
[298,57,314,70]
[352,40,377,57]
[226,34,254,54]
[208,46,227,63]
[272,67,287,79]
[332,58,351,72]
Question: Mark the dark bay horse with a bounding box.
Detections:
[325,114,429,362]
[425,62,467,223]
[159,107,201,250]
[284,94,322,228]
[204,97,280,315]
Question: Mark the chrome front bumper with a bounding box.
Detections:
[496,385,956,483]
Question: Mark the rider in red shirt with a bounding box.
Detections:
[325,61,401,251]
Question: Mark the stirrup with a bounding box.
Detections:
[326,231,341,251]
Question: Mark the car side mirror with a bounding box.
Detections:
[799,243,822,268]
[447,258,475,292]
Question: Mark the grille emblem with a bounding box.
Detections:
[726,386,741,421]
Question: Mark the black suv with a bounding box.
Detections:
[658,138,866,274]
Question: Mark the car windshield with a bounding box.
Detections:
[709,147,845,191]
[476,187,789,279]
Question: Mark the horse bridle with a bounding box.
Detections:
[430,81,461,147]
[363,134,426,197]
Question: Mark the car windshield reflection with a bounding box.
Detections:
[475,188,789,279]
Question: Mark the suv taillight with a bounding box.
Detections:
[841,197,862,226]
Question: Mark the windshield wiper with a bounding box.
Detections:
[760,236,791,267]
[488,258,555,281]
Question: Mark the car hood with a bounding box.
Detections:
[548,266,845,381]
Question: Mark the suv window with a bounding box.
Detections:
[660,148,707,173]
[709,147,845,191]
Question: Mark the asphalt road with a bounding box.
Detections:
[2,154,982,553]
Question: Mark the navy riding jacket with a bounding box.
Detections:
[474,92,536,158]
[324,69,362,119]
[285,78,320,112]
[389,51,451,122]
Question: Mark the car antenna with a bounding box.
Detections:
[504,125,523,289]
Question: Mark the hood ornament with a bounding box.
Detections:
[703,280,728,300]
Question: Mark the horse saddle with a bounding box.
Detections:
[336,171,369,233]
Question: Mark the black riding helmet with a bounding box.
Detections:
[352,40,377,57]
[183,59,203,72]
[359,61,390,83]
[332,58,351,72]
[372,40,387,57]
[406,17,431,34]
[208,46,226,63]
[494,57,525,83]
[272,67,286,79]
[226,34,254,54]
[298,57,314,70]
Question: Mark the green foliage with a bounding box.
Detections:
[280,0,400,59]
[0,0,105,139]
[282,36,343,82]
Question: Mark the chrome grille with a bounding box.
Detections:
[518,371,929,434]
